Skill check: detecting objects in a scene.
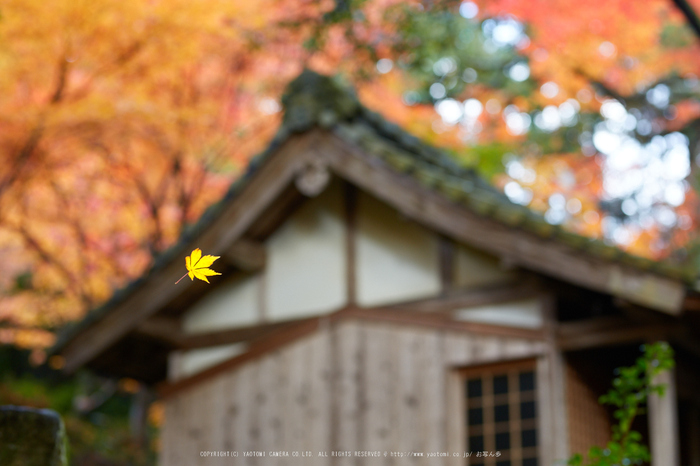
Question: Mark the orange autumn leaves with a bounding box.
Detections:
[176,248,221,284]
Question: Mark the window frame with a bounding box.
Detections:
[459,358,540,466]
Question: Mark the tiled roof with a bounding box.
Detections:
[284,71,696,281]
[51,70,697,354]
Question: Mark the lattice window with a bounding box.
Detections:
[463,360,538,466]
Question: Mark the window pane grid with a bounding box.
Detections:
[463,361,538,466]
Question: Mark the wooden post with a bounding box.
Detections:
[538,293,570,465]
[648,363,680,466]
[129,384,153,448]
[438,236,455,295]
[344,182,357,306]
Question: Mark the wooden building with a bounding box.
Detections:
[53,71,700,466]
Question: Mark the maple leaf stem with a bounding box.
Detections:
[175,273,188,285]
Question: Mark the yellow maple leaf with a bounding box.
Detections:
[175,248,221,284]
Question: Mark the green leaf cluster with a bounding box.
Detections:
[568,342,675,466]
[385,5,533,103]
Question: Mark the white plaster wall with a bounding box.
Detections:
[168,343,248,381]
[454,298,543,328]
[265,181,347,320]
[454,243,513,288]
[182,274,260,335]
[356,192,441,307]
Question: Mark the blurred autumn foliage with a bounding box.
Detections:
[1,1,699,464]
[0,0,699,351]
[0,0,300,349]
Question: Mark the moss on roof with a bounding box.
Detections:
[51,70,698,355]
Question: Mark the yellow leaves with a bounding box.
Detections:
[181,248,221,284]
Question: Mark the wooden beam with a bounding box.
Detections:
[222,238,265,272]
[175,302,548,352]
[125,281,548,380]
[246,183,306,240]
[383,279,540,313]
[617,301,672,325]
[59,130,326,374]
[316,131,686,315]
[557,315,630,337]
[336,306,546,341]
[683,293,700,311]
[178,320,300,349]
[134,317,183,346]
[158,305,548,399]
[557,319,677,351]
[134,316,299,350]
[158,318,321,398]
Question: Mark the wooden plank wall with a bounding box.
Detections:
[159,320,546,466]
[565,362,611,458]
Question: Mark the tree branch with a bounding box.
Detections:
[671,0,700,40]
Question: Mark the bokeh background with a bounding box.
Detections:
[1,0,699,463]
